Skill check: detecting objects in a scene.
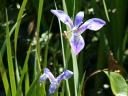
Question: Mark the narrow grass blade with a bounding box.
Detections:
[0,22,17,57]
[33,4,44,96]
[23,45,31,95]
[23,46,31,95]
[78,71,86,96]
[16,45,31,96]
[43,17,54,68]
[62,0,68,15]
[25,72,30,95]
[102,0,110,22]
[54,1,71,95]
[14,0,28,53]
[57,20,71,96]
[6,9,16,96]
[14,0,28,87]
[0,53,11,96]
[36,0,44,69]
[26,0,44,95]
[62,1,79,95]
[26,73,41,96]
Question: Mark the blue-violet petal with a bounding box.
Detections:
[40,74,48,82]
[75,18,106,35]
[44,68,56,83]
[74,11,84,28]
[70,35,85,55]
[57,70,73,83]
[51,10,74,29]
[49,82,58,94]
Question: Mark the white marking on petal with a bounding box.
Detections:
[44,68,56,83]
[74,11,84,27]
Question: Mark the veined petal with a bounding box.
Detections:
[44,68,56,83]
[49,82,58,94]
[70,35,85,55]
[51,10,74,29]
[86,18,106,30]
[57,70,73,83]
[74,11,84,28]
[75,18,106,35]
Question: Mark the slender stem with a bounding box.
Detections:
[54,1,71,95]
[73,0,76,19]
[58,14,71,96]
[71,52,78,96]
[103,0,110,22]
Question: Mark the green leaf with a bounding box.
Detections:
[14,0,28,53]
[104,71,128,96]
[36,0,44,69]
[78,71,86,96]
[71,52,79,96]
[54,1,71,96]
[26,73,41,96]
[14,0,28,89]
[0,22,17,57]
[16,45,31,96]
[0,53,11,96]
[102,0,110,22]
[6,9,16,96]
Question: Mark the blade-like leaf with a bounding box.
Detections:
[14,0,28,53]
[78,71,86,96]
[0,53,10,96]
[71,52,79,96]
[54,1,71,96]
[26,73,41,96]
[6,10,16,96]
[16,45,31,96]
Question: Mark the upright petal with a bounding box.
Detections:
[49,82,58,94]
[70,35,85,55]
[74,11,84,28]
[44,68,56,83]
[51,10,74,29]
[75,18,106,35]
[57,70,73,83]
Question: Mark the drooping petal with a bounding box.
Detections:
[57,70,73,83]
[86,18,106,30]
[74,11,84,28]
[40,74,48,82]
[44,68,56,83]
[51,10,74,29]
[75,18,106,35]
[49,82,58,94]
[70,35,85,55]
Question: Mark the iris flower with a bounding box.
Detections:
[40,68,73,94]
[51,10,106,55]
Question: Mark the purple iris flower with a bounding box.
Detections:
[51,10,106,55]
[40,68,73,94]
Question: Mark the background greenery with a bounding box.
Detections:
[0,0,128,96]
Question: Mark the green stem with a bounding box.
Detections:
[71,52,78,96]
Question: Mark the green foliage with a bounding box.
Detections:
[104,71,128,96]
[0,0,128,96]
[6,9,16,96]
